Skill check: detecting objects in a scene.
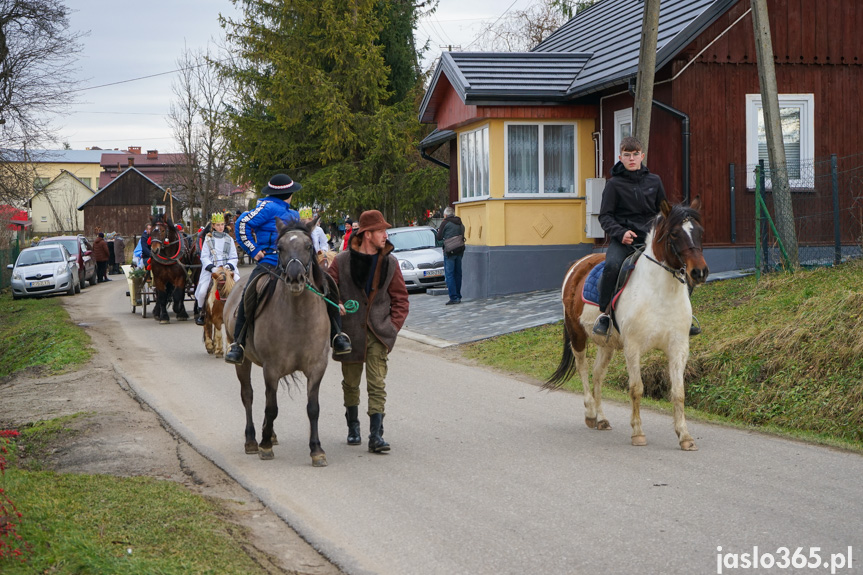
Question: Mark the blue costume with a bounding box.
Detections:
[236,198,300,266]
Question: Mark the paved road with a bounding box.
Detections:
[75,277,863,575]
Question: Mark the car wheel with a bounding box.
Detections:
[80,273,86,289]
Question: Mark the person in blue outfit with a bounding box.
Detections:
[225,174,351,364]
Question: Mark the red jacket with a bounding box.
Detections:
[93,237,110,262]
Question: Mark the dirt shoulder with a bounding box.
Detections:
[0,295,342,575]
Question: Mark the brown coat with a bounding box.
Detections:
[93,237,110,262]
[327,235,409,363]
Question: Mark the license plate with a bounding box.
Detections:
[422,269,443,277]
[29,280,51,287]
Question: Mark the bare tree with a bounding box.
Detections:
[167,44,232,229]
[0,0,83,205]
[470,0,597,52]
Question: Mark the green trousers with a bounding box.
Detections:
[341,331,389,416]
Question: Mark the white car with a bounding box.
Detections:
[387,226,446,291]
[7,244,80,300]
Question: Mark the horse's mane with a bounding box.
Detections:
[652,202,703,230]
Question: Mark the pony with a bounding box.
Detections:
[223,217,332,466]
[544,198,709,451]
[148,215,190,324]
[202,266,236,357]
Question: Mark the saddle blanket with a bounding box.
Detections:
[582,261,605,306]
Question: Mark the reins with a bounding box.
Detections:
[638,214,700,285]
[150,223,184,265]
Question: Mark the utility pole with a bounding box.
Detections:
[632,0,661,161]
[751,0,799,266]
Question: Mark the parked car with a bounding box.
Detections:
[38,235,97,289]
[7,244,80,299]
[386,226,446,291]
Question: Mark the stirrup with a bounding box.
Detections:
[333,333,352,355]
[592,313,610,336]
[689,316,702,337]
[224,343,245,364]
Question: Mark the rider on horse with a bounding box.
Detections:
[224,173,352,365]
[195,212,240,326]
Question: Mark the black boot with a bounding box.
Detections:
[592,313,610,336]
[225,301,246,364]
[689,315,702,337]
[368,413,390,453]
[195,308,206,326]
[333,333,352,355]
[224,342,244,364]
[345,406,361,445]
[328,304,352,355]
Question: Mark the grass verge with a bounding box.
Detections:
[463,259,863,451]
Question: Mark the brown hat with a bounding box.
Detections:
[357,210,392,234]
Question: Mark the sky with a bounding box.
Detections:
[59,0,535,154]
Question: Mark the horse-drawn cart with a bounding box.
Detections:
[122,265,147,315]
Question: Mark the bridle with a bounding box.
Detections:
[150,222,184,265]
[641,215,702,285]
[264,230,316,289]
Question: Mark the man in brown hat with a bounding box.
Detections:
[327,209,409,453]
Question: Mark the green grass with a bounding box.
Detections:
[464,259,863,450]
[0,294,93,378]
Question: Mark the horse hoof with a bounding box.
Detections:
[244,442,258,454]
[206,348,214,355]
[312,454,328,467]
[631,435,647,446]
[596,420,612,431]
[271,434,278,446]
[259,447,274,460]
[680,440,698,451]
[160,319,170,325]
[215,352,223,358]
[584,417,597,429]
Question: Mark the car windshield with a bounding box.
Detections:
[388,229,436,252]
[18,249,64,266]
[41,238,78,254]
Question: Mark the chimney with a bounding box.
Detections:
[128,146,141,155]
[147,149,158,160]
[128,157,135,167]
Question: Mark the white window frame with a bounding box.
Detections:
[745,93,814,190]
[458,124,490,202]
[503,121,579,197]
[613,108,633,160]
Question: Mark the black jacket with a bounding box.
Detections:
[598,162,667,243]
[436,216,465,255]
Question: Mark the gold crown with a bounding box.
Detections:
[211,213,225,224]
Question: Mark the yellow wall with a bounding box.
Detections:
[455,117,596,248]
[33,162,102,191]
[31,172,94,234]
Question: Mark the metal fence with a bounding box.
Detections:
[732,153,863,272]
[0,239,21,290]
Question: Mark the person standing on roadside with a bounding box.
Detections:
[328,210,409,453]
[436,206,465,305]
[93,232,111,282]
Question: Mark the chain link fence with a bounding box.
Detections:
[0,239,21,290]
[732,153,863,272]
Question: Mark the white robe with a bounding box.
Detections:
[195,232,240,307]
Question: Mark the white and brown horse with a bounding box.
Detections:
[544,198,709,450]
[202,266,236,357]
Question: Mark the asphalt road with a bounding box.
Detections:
[83,278,863,575]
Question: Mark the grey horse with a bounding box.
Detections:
[223,217,331,466]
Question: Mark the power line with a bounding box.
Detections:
[462,0,522,50]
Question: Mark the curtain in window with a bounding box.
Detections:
[460,128,489,199]
[757,107,801,180]
[544,125,574,194]
[508,125,539,194]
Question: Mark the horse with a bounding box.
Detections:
[223,217,331,466]
[148,216,190,324]
[543,198,709,451]
[202,266,236,357]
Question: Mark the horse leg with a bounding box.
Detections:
[157,288,170,324]
[203,312,215,354]
[306,373,327,467]
[258,369,280,460]
[236,361,258,454]
[669,348,697,451]
[591,346,615,431]
[213,317,223,357]
[623,348,647,446]
[174,284,189,320]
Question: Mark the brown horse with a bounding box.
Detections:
[148,216,190,324]
[202,266,236,357]
[223,217,331,466]
[544,199,709,450]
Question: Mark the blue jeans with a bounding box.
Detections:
[444,254,463,302]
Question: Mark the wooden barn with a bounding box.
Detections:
[419,0,863,298]
[78,166,177,239]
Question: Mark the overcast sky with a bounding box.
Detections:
[59,0,534,154]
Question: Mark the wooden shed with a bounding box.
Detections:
[78,166,176,239]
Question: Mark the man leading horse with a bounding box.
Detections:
[224,173,351,365]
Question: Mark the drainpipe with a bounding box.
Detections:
[628,80,691,204]
[421,149,449,170]
[591,131,601,178]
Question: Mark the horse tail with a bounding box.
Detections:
[543,322,576,390]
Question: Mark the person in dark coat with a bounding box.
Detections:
[93,232,111,282]
[436,206,465,305]
[112,235,126,273]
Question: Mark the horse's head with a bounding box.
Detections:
[653,197,709,286]
[150,218,183,260]
[211,266,236,299]
[276,217,320,294]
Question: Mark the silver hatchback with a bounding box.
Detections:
[387,226,445,291]
[7,244,80,300]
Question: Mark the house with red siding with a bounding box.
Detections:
[420,0,863,298]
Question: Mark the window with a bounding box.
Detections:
[459,125,490,200]
[745,94,814,189]
[613,108,632,160]
[505,122,577,195]
[34,177,50,191]
[40,215,47,222]
[79,177,92,188]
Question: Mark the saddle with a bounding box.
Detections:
[582,250,643,328]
